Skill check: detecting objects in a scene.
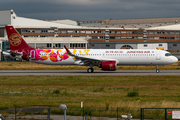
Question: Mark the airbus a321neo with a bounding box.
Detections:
[3,25,178,73]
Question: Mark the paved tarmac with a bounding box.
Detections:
[0,69,179,76]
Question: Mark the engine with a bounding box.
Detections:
[100,61,117,71]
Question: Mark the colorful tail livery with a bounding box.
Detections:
[4,25,178,73]
[3,26,34,61]
[6,26,33,50]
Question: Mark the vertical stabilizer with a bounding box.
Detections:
[5,26,33,50]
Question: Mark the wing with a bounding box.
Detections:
[64,45,117,66]
[64,45,101,65]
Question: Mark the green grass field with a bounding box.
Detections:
[0,61,179,119]
[0,75,180,119]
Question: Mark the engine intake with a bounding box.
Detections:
[101,61,116,71]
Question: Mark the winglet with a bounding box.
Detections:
[64,45,72,55]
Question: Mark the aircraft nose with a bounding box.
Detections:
[173,56,178,63]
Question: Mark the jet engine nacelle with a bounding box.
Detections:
[100,61,117,71]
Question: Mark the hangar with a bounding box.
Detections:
[0,9,180,60]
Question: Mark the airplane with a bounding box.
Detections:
[3,25,178,73]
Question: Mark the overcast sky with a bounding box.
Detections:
[1,0,180,21]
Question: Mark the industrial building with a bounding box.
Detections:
[0,9,180,60]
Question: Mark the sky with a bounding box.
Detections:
[1,0,180,21]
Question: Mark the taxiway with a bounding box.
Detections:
[0,70,179,76]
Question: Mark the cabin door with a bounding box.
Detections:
[156,51,161,60]
[102,52,105,58]
[30,50,36,60]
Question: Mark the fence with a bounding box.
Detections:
[141,108,180,120]
[2,107,180,120]
[0,106,135,120]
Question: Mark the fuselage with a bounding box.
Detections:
[30,48,178,66]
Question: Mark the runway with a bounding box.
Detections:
[0,69,179,76]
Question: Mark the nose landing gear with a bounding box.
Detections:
[156,65,160,73]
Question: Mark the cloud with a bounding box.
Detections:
[1,0,180,20]
[53,0,112,5]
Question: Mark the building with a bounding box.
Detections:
[86,18,180,52]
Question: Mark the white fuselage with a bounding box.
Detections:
[32,49,178,66]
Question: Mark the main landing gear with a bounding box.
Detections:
[87,68,94,73]
[156,65,160,73]
[87,64,94,73]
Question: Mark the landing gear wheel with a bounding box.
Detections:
[156,65,160,73]
[87,68,94,73]
[156,69,160,73]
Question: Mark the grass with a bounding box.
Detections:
[0,61,179,70]
[127,91,139,97]
[0,61,179,119]
[0,76,180,119]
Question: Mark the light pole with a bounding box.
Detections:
[59,104,67,120]
[0,114,5,120]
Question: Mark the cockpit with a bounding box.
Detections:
[165,53,172,57]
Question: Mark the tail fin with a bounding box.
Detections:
[5,25,33,50]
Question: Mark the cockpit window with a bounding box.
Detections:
[165,53,172,56]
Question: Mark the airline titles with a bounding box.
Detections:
[105,51,151,54]
[127,51,150,53]
[105,51,123,53]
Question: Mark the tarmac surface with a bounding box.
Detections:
[0,69,179,76]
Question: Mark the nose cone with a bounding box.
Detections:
[172,56,178,63]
